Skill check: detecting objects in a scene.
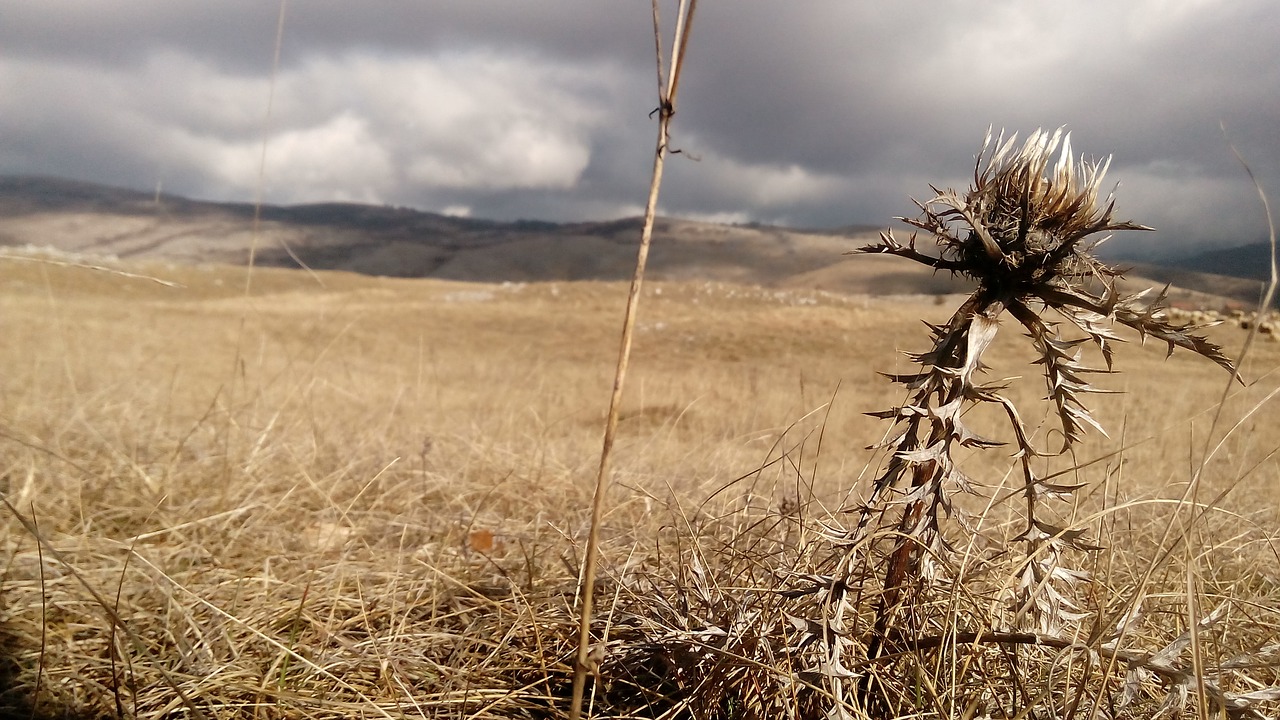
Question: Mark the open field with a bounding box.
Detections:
[1,257,1278,718]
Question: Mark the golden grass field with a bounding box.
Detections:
[1,255,1278,718]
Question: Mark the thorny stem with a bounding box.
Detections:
[862,294,1004,707]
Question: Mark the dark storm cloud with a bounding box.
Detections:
[1,1,1276,255]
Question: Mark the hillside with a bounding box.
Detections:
[0,175,1262,305]
[1169,240,1276,282]
[1125,261,1272,308]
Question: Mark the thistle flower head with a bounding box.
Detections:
[861,127,1237,405]
[907,127,1149,292]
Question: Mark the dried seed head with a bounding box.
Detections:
[906,127,1150,289]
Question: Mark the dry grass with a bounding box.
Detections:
[1,255,1278,718]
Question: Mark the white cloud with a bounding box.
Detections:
[669,210,753,226]
[284,52,608,192]
[205,113,394,204]
[1,2,1276,245]
[681,150,852,208]
[0,46,619,204]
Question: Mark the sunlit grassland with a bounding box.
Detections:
[1,257,1277,718]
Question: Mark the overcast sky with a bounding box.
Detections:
[2,1,1277,256]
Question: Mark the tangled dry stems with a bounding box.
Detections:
[4,432,1278,720]
[1,329,1278,719]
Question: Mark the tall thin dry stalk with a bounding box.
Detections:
[568,2,699,718]
[1168,127,1278,720]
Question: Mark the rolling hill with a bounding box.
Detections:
[0,175,1266,305]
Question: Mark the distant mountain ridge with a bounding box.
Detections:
[1113,241,1275,308]
[1168,241,1276,283]
[0,175,953,295]
[0,175,1266,305]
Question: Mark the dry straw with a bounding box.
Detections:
[570,2,699,718]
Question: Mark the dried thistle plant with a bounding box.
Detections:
[854,128,1238,654]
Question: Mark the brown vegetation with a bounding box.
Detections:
[0,250,1276,718]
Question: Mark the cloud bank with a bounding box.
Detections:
[1,0,1276,256]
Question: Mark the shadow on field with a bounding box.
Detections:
[0,621,101,720]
